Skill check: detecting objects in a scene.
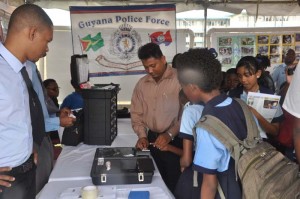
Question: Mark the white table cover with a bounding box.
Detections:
[37,119,174,199]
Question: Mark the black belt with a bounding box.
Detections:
[10,154,35,175]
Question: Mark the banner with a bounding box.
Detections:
[70,4,176,77]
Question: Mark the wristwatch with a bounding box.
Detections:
[167,132,174,141]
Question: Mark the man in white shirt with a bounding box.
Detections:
[0,4,53,198]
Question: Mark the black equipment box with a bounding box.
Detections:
[82,84,119,145]
[91,147,155,185]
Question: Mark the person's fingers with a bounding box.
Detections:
[0,174,15,188]
[0,167,11,172]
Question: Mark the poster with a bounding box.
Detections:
[295,33,300,61]
[217,33,299,68]
[217,36,255,68]
[70,4,176,77]
[257,34,295,64]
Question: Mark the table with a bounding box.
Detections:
[37,119,175,199]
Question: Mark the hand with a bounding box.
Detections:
[135,137,149,150]
[247,105,259,116]
[59,107,72,117]
[286,73,293,84]
[59,109,76,127]
[153,133,171,149]
[33,149,38,165]
[159,144,170,152]
[0,167,15,192]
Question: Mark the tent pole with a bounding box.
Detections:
[204,4,208,48]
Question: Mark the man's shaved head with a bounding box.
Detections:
[8,3,53,33]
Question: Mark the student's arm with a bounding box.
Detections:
[201,173,218,199]
[160,144,182,157]
[294,118,300,164]
[180,139,193,171]
[249,106,279,136]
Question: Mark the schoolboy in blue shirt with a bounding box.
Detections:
[175,48,247,199]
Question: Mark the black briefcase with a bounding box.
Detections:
[90,147,155,185]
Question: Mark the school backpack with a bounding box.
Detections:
[195,98,300,199]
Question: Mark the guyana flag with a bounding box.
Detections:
[80,32,104,52]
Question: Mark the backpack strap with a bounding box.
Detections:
[194,98,260,180]
[234,98,261,147]
[195,115,243,181]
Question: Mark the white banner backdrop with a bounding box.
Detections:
[70,4,176,77]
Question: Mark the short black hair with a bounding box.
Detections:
[138,43,163,60]
[285,49,296,65]
[176,48,222,93]
[171,53,182,68]
[43,79,57,88]
[226,68,237,75]
[236,56,261,75]
[8,3,53,33]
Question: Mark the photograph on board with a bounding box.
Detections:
[219,37,232,46]
[295,33,300,42]
[258,45,269,55]
[241,47,254,55]
[219,47,232,56]
[270,55,280,64]
[221,57,232,65]
[241,37,255,45]
[257,35,269,44]
[283,35,293,44]
[270,35,281,44]
[270,45,280,55]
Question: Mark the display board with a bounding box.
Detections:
[70,4,176,77]
[211,31,300,70]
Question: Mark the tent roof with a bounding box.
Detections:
[4,0,300,16]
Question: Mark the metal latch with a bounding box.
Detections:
[101,174,107,183]
[138,172,144,182]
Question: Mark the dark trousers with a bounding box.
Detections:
[0,155,36,199]
[174,166,202,199]
[148,130,182,193]
[36,134,54,194]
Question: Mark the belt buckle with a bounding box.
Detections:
[22,159,33,173]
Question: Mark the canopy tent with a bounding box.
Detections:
[3,0,300,48]
[3,0,300,16]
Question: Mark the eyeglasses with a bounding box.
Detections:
[46,87,60,91]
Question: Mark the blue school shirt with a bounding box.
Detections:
[193,94,247,199]
[179,104,204,141]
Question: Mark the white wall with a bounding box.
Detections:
[40,26,190,105]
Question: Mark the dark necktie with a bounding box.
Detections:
[21,67,45,146]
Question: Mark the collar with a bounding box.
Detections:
[0,43,24,73]
[202,93,228,115]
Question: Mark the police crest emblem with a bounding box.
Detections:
[109,24,142,60]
